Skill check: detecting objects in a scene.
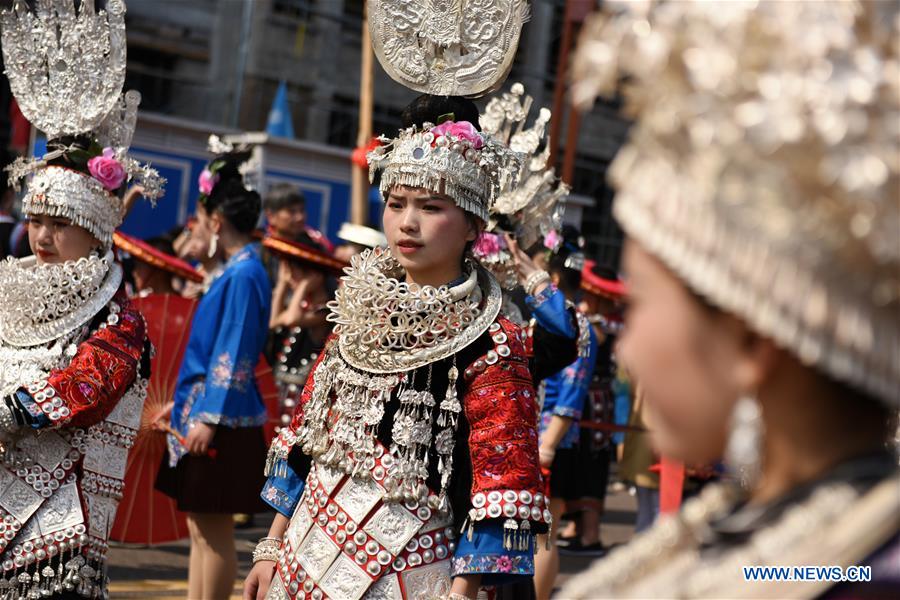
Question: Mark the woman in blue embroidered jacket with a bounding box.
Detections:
[157,149,271,600]
[495,229,599,599]
[244,97,551,600]
[527,233,599,600]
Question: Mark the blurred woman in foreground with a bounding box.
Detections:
[562,2,899,597]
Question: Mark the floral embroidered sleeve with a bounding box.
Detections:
[462,316,552,565]
[190,277,269,426]
[17,296,147,429]
[450,520,534,584]
[538,325,599,449]
[526,285,576,338]
[548,340,598,421]
[261,455,306,517]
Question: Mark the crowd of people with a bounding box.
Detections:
[0,1,897,600]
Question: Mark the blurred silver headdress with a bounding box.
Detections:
[480,82,569,249]
[204,134,262,194]
[368,0,530,98]
[1,0,165,246]
[573,0,900,405]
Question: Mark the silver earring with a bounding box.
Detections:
[208,232,219,258]
[725,393,764,489]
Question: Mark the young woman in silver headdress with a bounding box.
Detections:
[561,2,900,597]
[0,2,164,598]
[243,111,551,600]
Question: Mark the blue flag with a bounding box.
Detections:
[267,81,295,138]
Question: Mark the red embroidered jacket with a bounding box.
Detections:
[0,288,149,593]
[274,314,550,535]
[25,289,147,427]
[461,316,550,529]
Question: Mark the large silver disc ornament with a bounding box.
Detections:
[368,0,530,98]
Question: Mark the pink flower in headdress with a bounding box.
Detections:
[431,121,485,149]
[87,147,126,191]
[473,232,505,258]
[198,168,220,196]
[543,229,561,251]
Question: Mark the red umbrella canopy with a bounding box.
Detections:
[110,294,281,544]
[110,294,196,544]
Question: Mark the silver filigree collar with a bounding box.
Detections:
[328,249,502,373]
[0,250,122,347]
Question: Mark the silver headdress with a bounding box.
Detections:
[368,0,530,97]
[207,134,263,193]
[480,82,569,249]
[196,134,261,206]
[367,121,523,222]
[572,0,900,406]
[1,0,165,247]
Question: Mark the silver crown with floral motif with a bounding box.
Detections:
[1,0,164,247]
[368,121,523,222]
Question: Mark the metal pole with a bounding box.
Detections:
[231,0,255,128]
[351,1,374,225]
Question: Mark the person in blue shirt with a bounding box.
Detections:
[156,148,272,600]
[499,227,600,600]
[528,232,600,600]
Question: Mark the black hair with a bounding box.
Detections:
[400,94,482,131]
[491,214,516,234]
[462,212,484,258]
[548,225,584,293]
[264,182,305,212]
[161,223,188,245]
[44,135,92,170]
[286,231,328,273]
[199,150,261,234]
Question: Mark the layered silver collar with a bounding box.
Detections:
[0,251,122,347]
[328,249,502,374]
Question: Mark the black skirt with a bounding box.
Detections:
[155,425,269,514]
[548,447,581,501]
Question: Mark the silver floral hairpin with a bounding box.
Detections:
[480,82,568,249]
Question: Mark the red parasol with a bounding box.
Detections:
[581,259,627,301]
[113,231,204,283]
[262,234,348,275]
[110,294,281,544]
[110,294,195,544]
